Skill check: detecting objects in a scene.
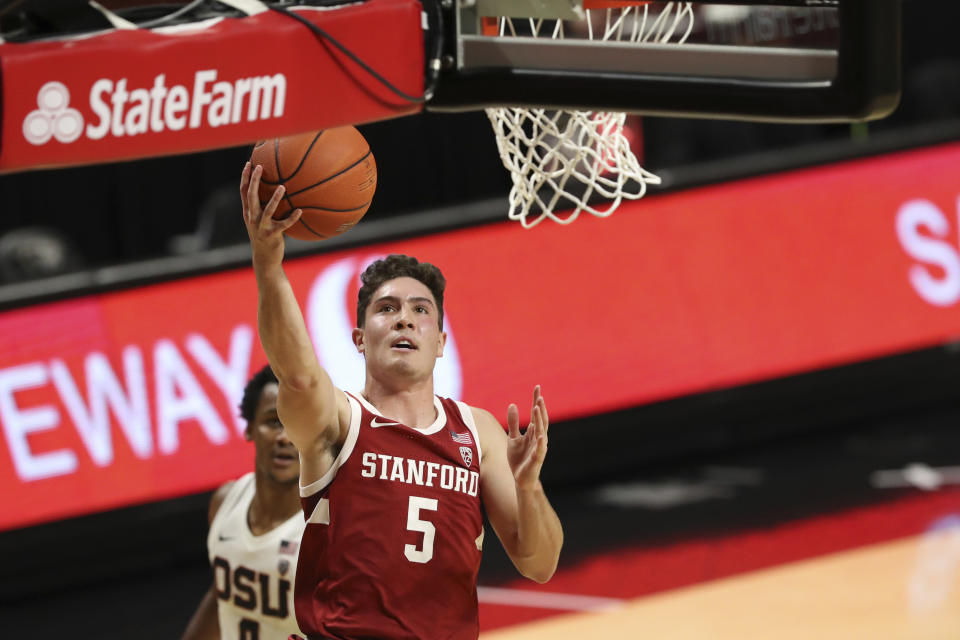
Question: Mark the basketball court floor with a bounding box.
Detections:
[473,409,960,639]
[481,535,959,639]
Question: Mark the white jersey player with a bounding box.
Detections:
[181,366,304,640]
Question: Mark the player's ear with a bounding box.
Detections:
[244,424,253,441]
[436,331,446,358]
[352,327,365,354]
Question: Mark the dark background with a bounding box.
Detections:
[1,0,959,636]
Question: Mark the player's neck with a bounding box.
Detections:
[361,376,437,429]
[248,473,300,535]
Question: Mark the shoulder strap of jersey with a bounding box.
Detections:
[207,472,254,546]
[453,400,483,464]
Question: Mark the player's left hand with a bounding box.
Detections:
[506,385,549,491]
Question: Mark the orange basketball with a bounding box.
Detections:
[250,127,376,241]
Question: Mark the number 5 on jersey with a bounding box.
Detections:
[405,496,438,563]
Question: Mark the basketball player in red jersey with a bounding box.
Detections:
[241,162,563,640]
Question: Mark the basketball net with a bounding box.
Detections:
[486,2,694,227]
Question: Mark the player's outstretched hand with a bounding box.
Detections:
[241,162,302,267]
[506,385,549,491]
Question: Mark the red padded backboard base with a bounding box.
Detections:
[0,0,425,172]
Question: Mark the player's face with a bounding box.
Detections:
[354,277,446,382]
[247,382,299,485]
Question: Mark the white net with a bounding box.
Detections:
[486,2,695,227]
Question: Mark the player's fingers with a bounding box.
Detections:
[537,395,549,433]
[240,162,252,220]
[529,406,542,441]
[246,164,264,223]
[536,432,548,463]
[240,162,251,199]
[260,184,286,227]
[275,208,303,233]
[529,385,539,425]
[507,403,520,438]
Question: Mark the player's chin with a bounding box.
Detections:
[387,352,433,374]
[269,468,301,486]
[383,356,416,375]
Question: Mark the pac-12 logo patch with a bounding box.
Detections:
[459,446,473,468]
[23,81,84,145]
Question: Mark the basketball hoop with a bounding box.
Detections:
[485,1,694,227]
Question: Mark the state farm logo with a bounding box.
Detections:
[22,70,286,145]
[23,81,84,145]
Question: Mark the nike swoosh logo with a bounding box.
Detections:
[370,417,401,428]
[218,534,233,542]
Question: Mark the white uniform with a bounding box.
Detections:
[207,472,305,640]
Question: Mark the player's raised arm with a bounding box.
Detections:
[241,161,346,460]
[475,386,563,583]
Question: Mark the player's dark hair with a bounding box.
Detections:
[239,364,278,424]
[356,255,446,329]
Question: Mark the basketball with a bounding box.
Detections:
[250,127,376,241]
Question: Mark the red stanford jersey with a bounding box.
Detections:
[296,393,484,640]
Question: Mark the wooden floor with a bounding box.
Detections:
[481,533,960,639]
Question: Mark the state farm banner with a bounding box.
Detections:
[0,0,423,172]
[3,141,960,531]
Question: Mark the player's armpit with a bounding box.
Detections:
[277,379,348,445]
[476,412,521,544]
[474,407,563,583]
[278,384,351,487]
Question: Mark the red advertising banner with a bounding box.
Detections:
[0,0,423,172]
[2,142,960,530]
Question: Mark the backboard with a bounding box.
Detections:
[428,0,901,123]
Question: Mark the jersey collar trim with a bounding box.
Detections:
[354,392,448,435]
